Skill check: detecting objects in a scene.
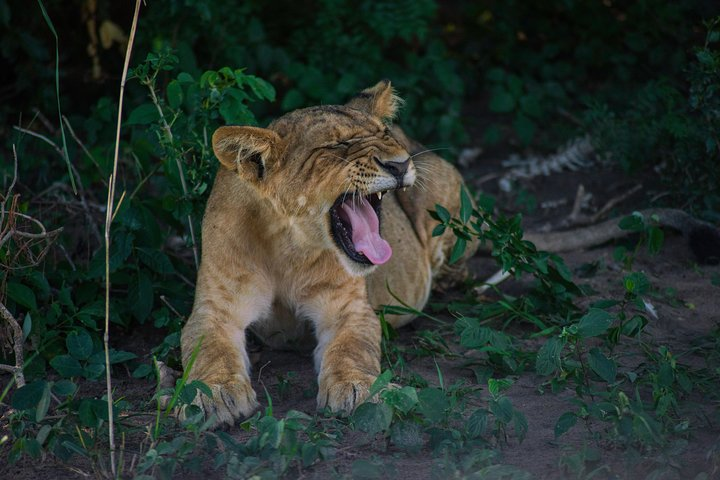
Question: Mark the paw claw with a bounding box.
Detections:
[318,373,376,414]
[177,380,258,428]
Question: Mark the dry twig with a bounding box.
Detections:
[103,1,142,475]
[0,302,25,388]
[1,146,60,388]
[563,184,643,228]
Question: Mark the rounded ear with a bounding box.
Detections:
[212,126,281,179]
[345,79,403,121]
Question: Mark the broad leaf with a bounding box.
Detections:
[352,402,392,435]
[6,282,37,311]
[50,355,83,378]
[576,309,613,338]
[12,380,47,410]
[588,348,617,383]
[67,328,93,360]
[554,411,577,437]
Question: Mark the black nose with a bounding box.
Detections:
[374,156,410,178]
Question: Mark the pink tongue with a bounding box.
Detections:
[339,198,392,265]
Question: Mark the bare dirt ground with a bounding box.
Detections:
[2,131,720,479]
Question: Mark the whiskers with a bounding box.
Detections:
[412,161,444,192]
[409,146,451,160]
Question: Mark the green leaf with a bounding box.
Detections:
[78,399,99,428]
[137,247,174,274]
[6,282,37,310]
[381,386,418,414]
[36,424,52,446]
[50,355,83,378]
[67,328,93,360]
[449,237,467,264]
[109,349,137,364]
[12,380,47,410]
[431,224,446,237]
[301,443,319,467]
[519,94,543,117]
[588,348,617,383]
[489,396,514,423]
[417,387,448,423]
[513,409,528,442]
[177,72,194,83]
[23,438,41,459]
[657,361,674,387]
[390,421,424,452]
[166,80,183,109]
[36,381,52,422]
[535,336,565,376]
[281,89,304,111]
[434,204,451,223]
[219,93,255,125]
[513,114,536,145]
[647,226,664,254]
[132,364,153,378]
[352,402,393,435]
[459,186,473,223]
[624,271,650,295]
[467,409,488,438]
[489,87,516,113]
[83,363,105,379]
[554,411,577,437]
[488,377,513,396]
[618,212,644,232]
[126,103,160,125]
[22,313,32,341]
[128,271,154,323]
[576,308,613,338]
[243,75,276,101]
[52,380,77,397]
[368,370,392,397]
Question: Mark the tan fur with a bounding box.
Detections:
[180,81,475,426]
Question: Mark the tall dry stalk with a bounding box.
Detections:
[105,0,142,476]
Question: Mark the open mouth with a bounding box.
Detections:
[329,190,393,265]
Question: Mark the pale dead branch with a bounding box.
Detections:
[0,301,25,388]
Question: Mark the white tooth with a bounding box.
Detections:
[377,192,383,200]
[403,187,407,192]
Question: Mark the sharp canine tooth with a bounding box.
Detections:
[377,192,383,200]
[403,187,407,192]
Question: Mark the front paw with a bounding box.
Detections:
[179,379,259,427]
[317,372,377,414]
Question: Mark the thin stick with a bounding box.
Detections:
[474,269,513,295]
[104,1,142,476]
[61,115,106,184]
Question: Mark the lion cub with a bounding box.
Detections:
[181,81,475,426]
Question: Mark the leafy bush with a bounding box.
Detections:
[587,17,720,217]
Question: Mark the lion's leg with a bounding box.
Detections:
[180,272,272,426]
[303,280,381,413]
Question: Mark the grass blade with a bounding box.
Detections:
[35,0,75,194]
